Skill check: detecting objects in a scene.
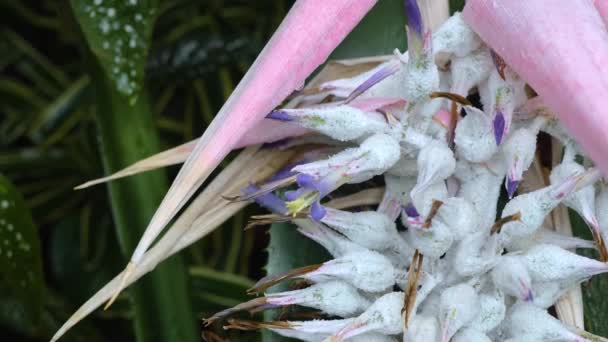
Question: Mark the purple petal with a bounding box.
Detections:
[345,61,400,103]
[296,173,318,188]
[493,110,506,145]
[310,201,327,221]
[404,0,424,39]
[523,288,534,302]
[285,188,306,201]
[403,203,420,218]
[506,177,519,199]
[295,173,337,197]
[266,110,294,122]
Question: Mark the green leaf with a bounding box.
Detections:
[0,174,44,322]
[70,0,157,99]
[263,2,406,341]
[189,266,254,316]
[263,223,331,342]
[86,56,198,342]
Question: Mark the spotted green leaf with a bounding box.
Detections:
[0,174,44,322]
[70,0,157,100]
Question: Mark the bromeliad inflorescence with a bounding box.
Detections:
[201,5,608,342]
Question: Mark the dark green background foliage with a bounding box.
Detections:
[0,1,605,341]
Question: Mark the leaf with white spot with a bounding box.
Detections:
[0,174,44,321]
[70,0,157,100]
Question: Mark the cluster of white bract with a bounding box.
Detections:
[205,12,608,342]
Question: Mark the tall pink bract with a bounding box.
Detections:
[464,0,608,176]
[128,0,378,265]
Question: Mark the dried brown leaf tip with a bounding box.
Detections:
[422,200,444,229]
[402,250,424,328]
[429,91,472,106]
[247,264,322,295]
[491,211,522,235]
[490,49,507,80]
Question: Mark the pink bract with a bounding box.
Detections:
[464,0,608,176]
[128,0,378,263]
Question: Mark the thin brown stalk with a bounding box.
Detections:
[490,212,522,235]
[403,250,424,328]
[247,264,322,295]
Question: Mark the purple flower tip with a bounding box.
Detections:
[506,177,520,199]
[267,110,294,122]
[404,0,424,38]
[493,111,506,145]
[296,173,317,189]
[285,188,305,201]
[523,288,534,302]
[310,201,327,221]
[404,203,420,218]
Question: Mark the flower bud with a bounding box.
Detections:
[508,228,596,251]
[267,105,388,142]
[454,158,505,229]
[320,208,399,252]
[268,318,354,341]
[287,134,401,216]
[266,280,370,317]
[450,47,493,97]
[523,244,608,284]
[439,283,480,342]
[411,140,456,195]
[491,255,533,302]
[378,175,417,220]
[433,12,483,65]
[597,184,608,239]
[331,292,404,341]
[411,181,449,218]
[551,161,602,238]
[454,106,497,162]
[449,231,498,278]
[498,171,583,249]
[307,251,397,293]
[501,118,544,198]
[436,197,480,240]
[407,219,454,259]
[480,68,527,145]
[295,220,367,258]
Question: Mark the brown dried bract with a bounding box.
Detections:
[490,212,522,235]
[247,264,322,295]
[422,200,444,229]
[429,91,472,106]
[402,250,424,328]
